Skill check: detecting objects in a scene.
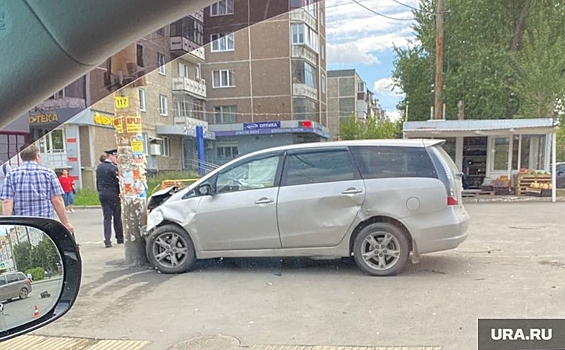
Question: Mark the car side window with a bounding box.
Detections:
[6,274,18,283]
[17,273,26,281]
[216,155,280,193]
[0,276,5,286]
[282,149,359,186]
[350,146,437,179]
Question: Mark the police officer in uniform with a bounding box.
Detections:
[96,149,124,248]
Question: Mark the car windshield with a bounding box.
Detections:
[2,1,565,350]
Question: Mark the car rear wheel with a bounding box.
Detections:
[353,222,410,276]
[19,287,29,299]
[146,224,196,274]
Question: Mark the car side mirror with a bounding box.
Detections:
[196,184,213,196]
[0,217,81,342]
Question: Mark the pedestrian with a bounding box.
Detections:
[0,144,74,234]
[26,273,33,283]
[96,148,123,248]
[99,154,107,163]
[58,169,75,213]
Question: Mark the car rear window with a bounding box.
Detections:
[350,146,437,179]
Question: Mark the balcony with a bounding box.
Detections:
[157,116,214,139]
[170,37,205,62]
[190,10,204,22]
[290,7,317,29]
[172,77,207,99]
[293,84,318,100]
[34,97,86,111]
[291,45,317,66]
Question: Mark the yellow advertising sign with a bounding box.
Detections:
[113,117,124,133]
[93,113,114,126]
[125,116,142,133]
[29,113,58,124]
[131,140,144,153]
[115,96,129,109]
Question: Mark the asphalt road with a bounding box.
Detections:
[0,278,62,330]
[36,203,565,350]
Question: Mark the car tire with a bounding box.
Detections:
[19,287,29,299]
[146,224,196,274]
[353,222,410,276]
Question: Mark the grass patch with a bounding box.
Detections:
[146,170,200,196]
[74,171,201,206]
[74,189,101,206]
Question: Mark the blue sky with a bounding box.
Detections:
[325,0,420,120]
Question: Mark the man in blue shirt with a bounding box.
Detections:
[96,149,123,248]
[0,144,74,233]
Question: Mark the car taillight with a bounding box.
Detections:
[447,196,458,206]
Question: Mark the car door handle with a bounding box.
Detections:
[341,188,363,195]
[254,197,274,205]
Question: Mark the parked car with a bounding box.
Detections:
[556,162,565,188]
[0,272,33,301]
[143,139,470,276]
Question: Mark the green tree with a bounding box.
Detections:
[13,242,32,272]
[393,0,564,121]
[339,115,403,140]
[30,237,60,272]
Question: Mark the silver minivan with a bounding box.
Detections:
[0,272,32,301]
[143,139,470,276]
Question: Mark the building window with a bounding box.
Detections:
[157,27,166,36]
[139,89,146,112]
[195,65,201,80]
[213,105,237,124]
[159,95,168,116]
[170,17,204,46]
[291,23,318,52]
[216,144,239,159]
[321,10,325,26]
[293,97,318,120]
[174,99,192,118]
[321,74,326,94]
[178,62,190,78]
[212,70,235,88]
[211,33,235,52]
[492,137,509,171]
[136,44,144,67]
[292,60,318,88]
[162,137,170,157]
[210,0,234,16]
[357,82,366,92]
[142,133,149,155]
[321,44,325,60]
[158,53,166,75]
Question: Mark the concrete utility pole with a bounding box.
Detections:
[434,0,445,120]
[111,45,149,266]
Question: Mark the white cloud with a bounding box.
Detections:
[326,1,417,52]
[374,77,404,96]
[327,42,379,65]
[386,110,403,122]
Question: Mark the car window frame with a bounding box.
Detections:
[6,273,18,284]
[280,147,361,187]
[214,151,285,194]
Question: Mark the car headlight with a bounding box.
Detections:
[146,209,164,231]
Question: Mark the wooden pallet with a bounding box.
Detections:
[462,190,495,198]
[515,174,552,195]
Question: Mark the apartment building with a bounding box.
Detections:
[5,11,208,190]
[327,69,387,140]
[201,0,329,165]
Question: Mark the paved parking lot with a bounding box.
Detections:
[33,202,565,350]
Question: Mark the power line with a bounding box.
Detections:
[349,0,414,21]
[390,0,419,11]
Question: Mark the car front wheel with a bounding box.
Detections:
[146,224,196,274]
[353,222,410,276]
